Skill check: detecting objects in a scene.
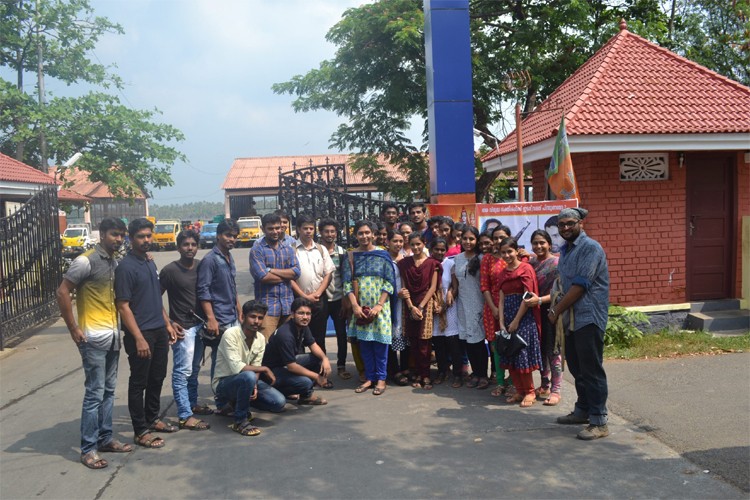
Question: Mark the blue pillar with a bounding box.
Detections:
[424,0,475,204]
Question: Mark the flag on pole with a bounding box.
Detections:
[547,116,578,200]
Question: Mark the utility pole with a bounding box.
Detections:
[504,70,531,202]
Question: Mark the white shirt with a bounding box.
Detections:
[295,240,335,295]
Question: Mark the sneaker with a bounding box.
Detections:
[556,412,589,425]
[577,424,609,440]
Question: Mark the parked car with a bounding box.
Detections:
[199,223,219,249]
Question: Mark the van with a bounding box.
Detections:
[152,220,180,250]
[237,216,262,247]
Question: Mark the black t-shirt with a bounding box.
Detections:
[262,321,315,369]
[114,252,165,331]
[159,259,201,327]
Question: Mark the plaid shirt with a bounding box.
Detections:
[249,238,300,316]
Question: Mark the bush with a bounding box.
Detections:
[605,305,649,347]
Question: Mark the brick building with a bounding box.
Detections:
[481,22,750,309]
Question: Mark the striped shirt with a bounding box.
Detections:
[249,238,300,316]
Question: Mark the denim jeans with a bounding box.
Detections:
[78,342,120,454]
[171,324,203,420]
[566,323,608,425]
[359,340,388,382]
[123,327,170,436]
[327,299,349,368]
[215,371,286,422]
[270,354,321,399]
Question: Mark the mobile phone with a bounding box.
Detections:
[522,291,533,301]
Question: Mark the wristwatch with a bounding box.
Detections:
[549,307,557,316]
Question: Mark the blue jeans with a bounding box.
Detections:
[171,324,203,420]
[270,354,321,399]
[566,323,608,425]
[78,342,119,454]
[215,371,286,422]
[206,320,239,384]
[359,340,388,382]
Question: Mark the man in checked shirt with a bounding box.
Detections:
[249,213,301,340]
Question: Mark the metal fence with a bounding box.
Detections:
[278,160,409,247]
[0,187,62,349]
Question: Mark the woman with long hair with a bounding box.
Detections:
[496,237,543,407]
[452,226,486,389]
[398,222,415,256]
[397,232,441,390]
[481,225,511,394]
[523,229,562,406]
[343,221,397,396]
[446,222,465,257]
[429,238,462,385]
[385,229,411,385]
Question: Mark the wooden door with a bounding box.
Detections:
[686,153,734,301]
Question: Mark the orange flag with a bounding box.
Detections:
[547,116,578,199]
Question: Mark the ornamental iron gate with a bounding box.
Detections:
[278,159,408,248]
[0,187,62,350]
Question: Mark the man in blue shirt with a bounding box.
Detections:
[249,213,300,340]
[548,207,610,440]
[115,218,177,449]
[197,218,241,383]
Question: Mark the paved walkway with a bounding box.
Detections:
[1,317,746,499]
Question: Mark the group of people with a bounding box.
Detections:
[58,201,610,470]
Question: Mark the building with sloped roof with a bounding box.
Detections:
[481,21,750,314]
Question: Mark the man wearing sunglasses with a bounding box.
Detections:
[547,207,610,441]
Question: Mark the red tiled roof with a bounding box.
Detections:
[49,167,146,200]
[57,188,91,203]
[0,153,56,185]
[483,24,750,161]
[222,154,408,190]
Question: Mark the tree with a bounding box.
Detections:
[273,0,676,201]
[0,0,185,198]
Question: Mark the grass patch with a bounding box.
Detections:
[605,330,750,359]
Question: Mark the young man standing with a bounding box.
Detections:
[249,213,300,340]
[57,217,131,469]
[262,298,331,406]
[318,218,352,380]
[549,207,611,440]
[290,214,334,354]
[115,218,177,449]
[160,230,211,431]
[409,202,432,243]
[213,300,287,436]
[381,203,400,232]
[196,218,242,380]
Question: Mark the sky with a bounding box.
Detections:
[78,0,395,205]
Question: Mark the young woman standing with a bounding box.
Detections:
[397,232,441,390]
[429,238,462,385]
[386,229,410,385]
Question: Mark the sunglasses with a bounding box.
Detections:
[557,221,580,229]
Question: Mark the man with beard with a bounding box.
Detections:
[548,207,610,440]
[160,230,211,431]
[381,203,400,232]
[57,217,131,469]
[115,218,177,449]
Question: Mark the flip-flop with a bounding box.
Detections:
[544,393,561,406]
[355,383,373,393]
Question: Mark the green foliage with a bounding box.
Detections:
[0,0,185,198]
[149,202,226,221]
[605,305,649,348]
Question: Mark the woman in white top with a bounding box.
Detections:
[429,238,463,385]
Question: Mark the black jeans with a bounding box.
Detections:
[462,339,488,379]
[433,335,464,377]
[123,327,169,436]
[308,295,329,353]
[566,323,608,425]
[327,299,348,368]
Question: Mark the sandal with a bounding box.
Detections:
[466,376,479,389]
[544,393,561,406]
[150,419,179,433]
[505,393,523,404]
[192,404,214,416]
[134,432,165,449]
[298,395,328,405]
[179,417,211,431]
[286,395,300,401]
[216,404,235,417]
[98,439,133,453]
[434,372,446,385]
[393,373,410,386]
[422,378,433,390]
[230,419,261,437]
[451,376,463,388]
[476,378,490,390]
[411,379,423,389]
[80,451,108,469]
[536,387,551,400]
[355,382,373,393]
[337,367,352,380]
[491,385,506,397]
[520,394,536,408]
[372,385,386,396]
[316,379,334,389]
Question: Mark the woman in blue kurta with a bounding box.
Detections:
[344,220,396,396]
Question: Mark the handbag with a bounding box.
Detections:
[494,329,527,358]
